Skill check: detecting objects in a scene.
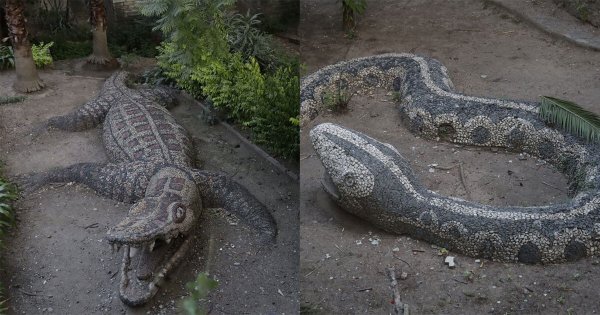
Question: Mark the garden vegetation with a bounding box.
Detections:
[0,165,16,314]
[140,0,300,159]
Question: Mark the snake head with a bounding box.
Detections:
[310,123,379,202]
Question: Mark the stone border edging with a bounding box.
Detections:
[180,92,299,182]
[304,53,600,263]
[487,0,600,51]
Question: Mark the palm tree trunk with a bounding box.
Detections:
[88,0,115,65]
[4,0,44,93]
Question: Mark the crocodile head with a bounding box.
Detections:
[310,123,413,210]
[106,166,201,306]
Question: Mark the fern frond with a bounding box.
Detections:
[539,96,600,143]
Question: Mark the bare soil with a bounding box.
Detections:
[299,0,600,314]
[554,0,600,28]
[0,59,299,314]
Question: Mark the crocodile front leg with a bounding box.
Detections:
[191,170,277,243]
[46,92,118,132]
[45,72,131,132]
[16,161,161,203]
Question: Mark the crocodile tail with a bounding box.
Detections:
[191,169,277,244]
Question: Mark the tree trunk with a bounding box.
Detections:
[4,0,44,93]
[88,0,116,66]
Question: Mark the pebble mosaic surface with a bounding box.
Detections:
[303,54,600,263]
[24,72,277,305]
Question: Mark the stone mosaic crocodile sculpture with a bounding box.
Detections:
[303,53,600,264]
[19,71,277,305]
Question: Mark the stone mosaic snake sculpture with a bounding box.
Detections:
[303,54,600,264]
[19,71,277,305]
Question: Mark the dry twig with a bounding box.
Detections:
[386,268,410,315]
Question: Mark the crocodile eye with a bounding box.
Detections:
[169,203,186,223]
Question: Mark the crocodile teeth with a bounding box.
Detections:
[149,240,156,252]
[166,238,171,244]
[129,246,139,258]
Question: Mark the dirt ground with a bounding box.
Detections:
[0,59,299,314]
[299,0,600,314]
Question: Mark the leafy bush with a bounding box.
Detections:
[118,53,140,69]
[182,273,218,315]
[0,166,16,315]
[0,46,14,70]
[0,95,26,105]
[244,64,299,155]
[225,11,282,72]
[0,172,15,249]
[50,40,92,60]
[341,0,367,30]
[30,16,159,61]
[31,42,54,68]
[107,16,160,58]
[140,67,177,86]
[31,0,73,33]
[322,81,353,113]
[1,42,54,69]
[143,0,299,158]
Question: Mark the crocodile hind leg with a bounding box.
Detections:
[136,85,179,110]
[16,161,160,204]
[191,170,277,243]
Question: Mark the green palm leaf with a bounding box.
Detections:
[539,96,600,143]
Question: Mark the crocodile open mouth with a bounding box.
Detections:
[116,234,191,306]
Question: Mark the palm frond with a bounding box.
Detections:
[539,96,600,143]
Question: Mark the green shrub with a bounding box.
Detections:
[225,11,297,73]
[181,273,218,315]
[322,76,353,112]
[0,96,26,105]
[30,0,73,33]
[190,55,299,157]
[1,42,55,69]
[50,40,92,60]
[341,0,367,30]
[0,173,15,248]
[244,65,299,156]
[0,46,14,70]
[225,11,281,72]
[107,16,160,58]
[143,0,299,159]
[118,53,140,69]
[140,67,177,86]
[0,166,16,315]
[32,25,91,61]
[30,16,158,61]
[32,42,54,68]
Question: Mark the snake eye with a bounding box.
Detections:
[342,173,356,187]
[169,203,186,223]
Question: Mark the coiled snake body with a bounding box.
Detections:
[304,54,600,263]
